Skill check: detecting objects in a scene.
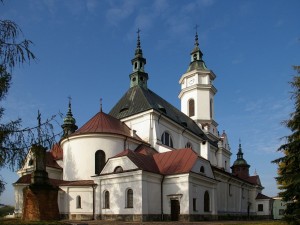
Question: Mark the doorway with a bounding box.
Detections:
[171,199,180,221]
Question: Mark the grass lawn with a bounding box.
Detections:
[0,218,288,225]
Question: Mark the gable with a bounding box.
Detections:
[100,156,138,175]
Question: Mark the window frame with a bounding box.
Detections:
[103,190,110,209]
[188,98,195,117]
[161,131,174,148]
[126,188,133,208]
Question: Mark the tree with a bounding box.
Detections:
[273,66,300,225]
[0,14,58,195]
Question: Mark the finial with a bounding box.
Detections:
[100,98,102,112]
[68,96,72,109]
[194,25,199,47]
[37,110,41,144]
[136,28,141,49]
[254,169,257,176]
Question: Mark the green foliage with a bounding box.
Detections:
[273,66,300,225]
[0,205,14,217]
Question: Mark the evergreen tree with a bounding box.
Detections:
[273,66,300,225]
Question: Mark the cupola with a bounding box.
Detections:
[186,30,208,72]
[231,141,250,179]
[61,98,78,137]
[129,29,149,89]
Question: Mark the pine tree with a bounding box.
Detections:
[273,66,300,225]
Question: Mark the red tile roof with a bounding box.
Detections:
[113,148,198,175]
[50,143,63,160]
[46,152,62,169]
[14,174,95,187]
[72,111,141,140]
[246,175,261,185]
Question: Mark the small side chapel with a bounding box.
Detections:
[13,32,272,221]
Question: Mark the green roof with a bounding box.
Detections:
[109,85,209,142]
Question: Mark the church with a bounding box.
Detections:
[13,32,272,221]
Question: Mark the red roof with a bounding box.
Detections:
[113,148,198,175]
[14,174,95,187]
[246,175,261,185]
[50,143,63,160]
[46,152,62,169]
[72,111,140,140]
[153,148,198,175]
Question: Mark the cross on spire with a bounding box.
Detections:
[136,28,141,49]
[194,24,199,47]
[68,96,72,109]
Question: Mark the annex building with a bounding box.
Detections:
[13,33,272,221]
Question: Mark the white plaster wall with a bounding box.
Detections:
[163,174,189,215]
[14,185,26,216]
[98,172,143,215]
[191,159,214,179]
[59,187,93,215]
[256,199,271,216]
[61,134,138,180]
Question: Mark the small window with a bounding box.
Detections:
[193,198,197,211]
[193,54,197,60]
[104,191,110,209]
[28,158,34,166]
[134,62,138,69]
[185,142,192,149]
[76,195,81,209]
[126,189,133,208]
[114,166,123,173]
[204,191,210,212]
[258,204,263,212]
[200,166,205,173]
[188,99,195,117]
[161,132,173,148]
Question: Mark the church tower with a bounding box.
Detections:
[231,141,250,179]
[178,31,218,140]
[61,98,78,137]
[129,29,148,89]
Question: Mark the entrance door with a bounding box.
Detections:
[171,199,180,221]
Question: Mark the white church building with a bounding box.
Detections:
[13,33,272,221]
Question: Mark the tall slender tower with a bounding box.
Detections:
[61,97,78,137]
[178,31,219,140]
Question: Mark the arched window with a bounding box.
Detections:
[76,195,81,209]
[95,150,106,174]
[104,191,110,209]
[188,99,195,117]
[114,166,123,173]
[126,189,133,208]
[185,142,192,149]
[161,132,173,148]
[200,166,205,173]
[204,191,210,212]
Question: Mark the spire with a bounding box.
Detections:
[237,139,244,159]
[129,28,149,89]
[186,27,207,72]
[61,97,78,137]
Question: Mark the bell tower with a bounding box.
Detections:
[178,31,218,140]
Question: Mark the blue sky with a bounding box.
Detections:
[0,0,299,205]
